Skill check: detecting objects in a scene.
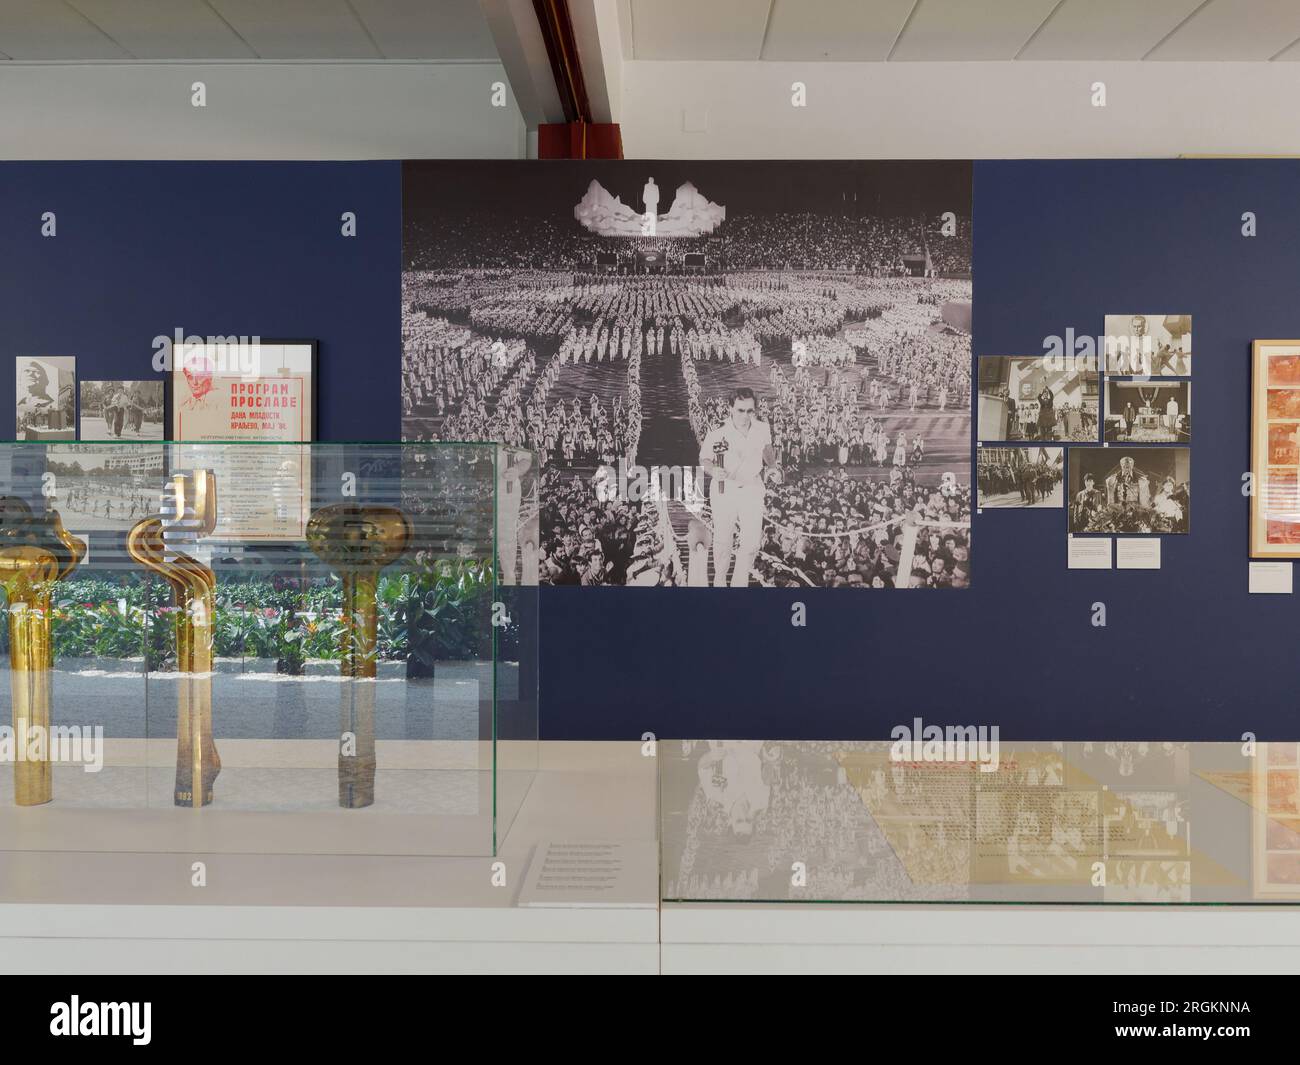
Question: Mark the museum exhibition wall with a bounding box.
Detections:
[0,157,1289,741]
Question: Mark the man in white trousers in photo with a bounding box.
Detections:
[700,388,772,588]
[497,444,531,586]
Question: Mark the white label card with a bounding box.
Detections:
[1249,561,1293,594]
[1068,536,1112,570]
[1116,538,1161,569]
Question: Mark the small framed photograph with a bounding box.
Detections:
[977,355,1099,443]
[977,446,1064,508]
[1103,379,1190,444]
[1068,446,1190,535]
[80,380,164,440]
[1103,315,1191,376]
[16,356,76,440]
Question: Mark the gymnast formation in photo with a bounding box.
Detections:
[401,178,973,590]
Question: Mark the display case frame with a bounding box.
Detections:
[0,441,538,877]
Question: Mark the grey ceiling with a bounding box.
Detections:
[2,0,1297,62]
[0,0,498,61]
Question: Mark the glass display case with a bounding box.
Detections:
[0,441,538,864]
[660,740,1296,904]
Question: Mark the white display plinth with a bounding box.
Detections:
[0,743,659,975]
[661,904,1300,975]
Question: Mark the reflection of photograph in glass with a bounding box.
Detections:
[975,789,1099,884]
[44,443,166,533]
[1269,769,1300,814]
[1267,853,1300,885]
[1266,817,1300,850]
[1266,469,1299,509]
[15,356,76,441]
[1255,746,1300,897]
[1103,860,1190,903]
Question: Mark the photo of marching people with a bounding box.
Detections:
[976,355,1098,443]
[1067,446,1190,535]
[44,444,166,532]
[977,446,1063,509]
[1103,314,1192,377]
[79,380,164,440]
[402,161,973,589]
[1104,379,1190,443]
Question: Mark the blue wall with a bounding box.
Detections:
[2,159,1291,740]
[0,161,400,440]
[543,159,1297,741]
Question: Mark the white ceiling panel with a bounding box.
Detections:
[630,0,772,60]
[2,0,1299,65]
[762,0,916,61]
[209,0,381,60]
[1148,0,1300,60]
[889,0,1061,60]
[347,0,497,60]
[1018,0,1205,60]
[65,0,256,59]
[0,0,131,59]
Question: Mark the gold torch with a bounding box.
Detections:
[307,504,411,808]
[0,498,85,806]
[127,472,221,808]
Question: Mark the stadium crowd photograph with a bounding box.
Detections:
[402,161,973,590]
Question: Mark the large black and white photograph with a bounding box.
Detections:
[1068,446,1190,535]
[44,443,166,532]
[15,356,76,441]
[79,380,164,440]
[1104,379,1190,443]
[1103,314,1192,376]
[976,355,1098,443]
[977,446,1064,509]
[402,161,973,589]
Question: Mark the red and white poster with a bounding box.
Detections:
[170,340,315,540]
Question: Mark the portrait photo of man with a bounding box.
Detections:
[15,356,76,441]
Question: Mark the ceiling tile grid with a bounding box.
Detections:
[0,0,1298,63]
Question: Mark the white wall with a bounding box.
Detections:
[7,58,1300,161]
[0,62,525,159]
[620,60,1300,158]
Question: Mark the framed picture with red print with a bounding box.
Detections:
[169,338,316,540]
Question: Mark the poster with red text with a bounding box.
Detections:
[170,340,315,540]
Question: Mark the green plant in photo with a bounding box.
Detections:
[43,568,498,672]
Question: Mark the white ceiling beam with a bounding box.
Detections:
[477,0,564,126]
[570,0,623,123]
